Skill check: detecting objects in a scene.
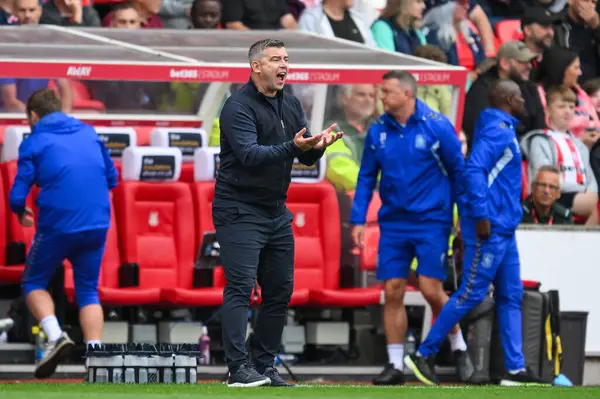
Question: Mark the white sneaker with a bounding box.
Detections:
[34,332,75,379]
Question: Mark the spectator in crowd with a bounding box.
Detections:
[190,0,220,29]
[424,0,496,56]
[521,165,574,225]
[353,0,386,26]
[421,1,486,71]
[158,0,195,28]
[521,86,598,220]
[40,0,100,26]
[298,0,375,46]
[583,77,600,119]
[463,41,545,148]
[110,2,141,28]
[413,45,451,116]
[102,0,163,28]
[1,0,72,113]
[520,6,560,70]
[222,0,296,30]
[554,0,600,84]
[0,0,18,24]
[536,46,600,143]
[325,84,376,192]
[88,4,166,112]
[370,0,426,54]
[13,0,42,24]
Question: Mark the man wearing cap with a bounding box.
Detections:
[521,6,560,70]
[462,40,546,151]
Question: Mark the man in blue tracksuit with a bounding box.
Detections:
[10,89,117,379]
[350,70,473,386]
[405,80,548,386]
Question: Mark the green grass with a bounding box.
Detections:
[0,383,599,399]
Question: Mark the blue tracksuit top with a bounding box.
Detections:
[461,107,523,239]
[9,112,118,234]
[349,99,465,230]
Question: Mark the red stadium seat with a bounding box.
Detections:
[48,80,106,112]
[64,196,162,306]
[161,181,223,307]
[1,161,36,280]
[0,171,19,283]
[134,127,153,146]
[495,20,522,44]
[114,181,196,305]
[179,163,195,182]
[522,159,529,200]
[286,182,381,307]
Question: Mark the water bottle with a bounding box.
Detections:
[32,326,46,364]
[90,344,109,383]
[406,330,417,356]
[123,344,137,383]
[198,326,211,365]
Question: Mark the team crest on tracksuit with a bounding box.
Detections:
[415,134,426,149]
[481,252,495,269]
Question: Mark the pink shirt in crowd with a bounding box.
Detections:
[538,85,600,138]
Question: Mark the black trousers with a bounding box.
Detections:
[213,205,295,373]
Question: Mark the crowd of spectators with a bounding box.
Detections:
[1,0,600,226]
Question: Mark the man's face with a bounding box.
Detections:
[341,84,376,123]
[112,7,141,28]
[524,23,555,50]
[380,78,411,114]
[27,111,40,129]
[252,46,289,93]
[193,0,221,29]
[532,171,561,208]
[508,88,526,117]
[548,99,575,131]
[15,0,41,25]
[502,57,533,81]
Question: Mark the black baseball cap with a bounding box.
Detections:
[521,7,561,27]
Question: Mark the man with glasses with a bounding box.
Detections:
[521,166,573,225]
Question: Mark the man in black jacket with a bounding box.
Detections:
[462,41,546,150]
[214,38,343,388]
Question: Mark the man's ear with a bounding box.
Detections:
[251,60,261,74]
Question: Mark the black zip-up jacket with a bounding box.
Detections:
[214,78,324,215]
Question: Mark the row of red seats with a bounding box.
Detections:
[0,157,383,309]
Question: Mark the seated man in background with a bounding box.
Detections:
[521,86,598,222]
[325,84,377,192]
[0,0,73,113]
[521,165,573,225]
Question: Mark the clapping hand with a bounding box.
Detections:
[313,123,344,150]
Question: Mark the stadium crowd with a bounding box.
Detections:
[0,0,599,223]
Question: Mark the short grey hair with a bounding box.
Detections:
[535,165,562,187]
[382,70,417,96]
[248,38,285,65]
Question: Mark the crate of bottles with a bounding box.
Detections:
[85,343,201,384]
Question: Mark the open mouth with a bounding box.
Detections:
[276,72,287,83]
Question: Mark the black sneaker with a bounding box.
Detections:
[372,363,405,386]
[34,332,75,379]
[404,354,440,385]
[227,362,271,387]
[500,369,552,386]
[263,366,295,387]
[454,350,475,382]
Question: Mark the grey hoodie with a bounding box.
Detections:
[521,129,598,194]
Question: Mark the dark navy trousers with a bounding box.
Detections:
[213,204,295,373]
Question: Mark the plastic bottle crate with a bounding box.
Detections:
[86,343,201,384]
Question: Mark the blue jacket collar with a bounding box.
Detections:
[381,99,428,128]
[481,107,520,128]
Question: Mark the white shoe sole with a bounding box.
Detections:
[500,379,551,387]
[228,377,271,387]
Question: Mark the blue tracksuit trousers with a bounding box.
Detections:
[417,232,525,372]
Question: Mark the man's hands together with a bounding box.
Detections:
[293,123,344,152]
[475,219,491,241]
